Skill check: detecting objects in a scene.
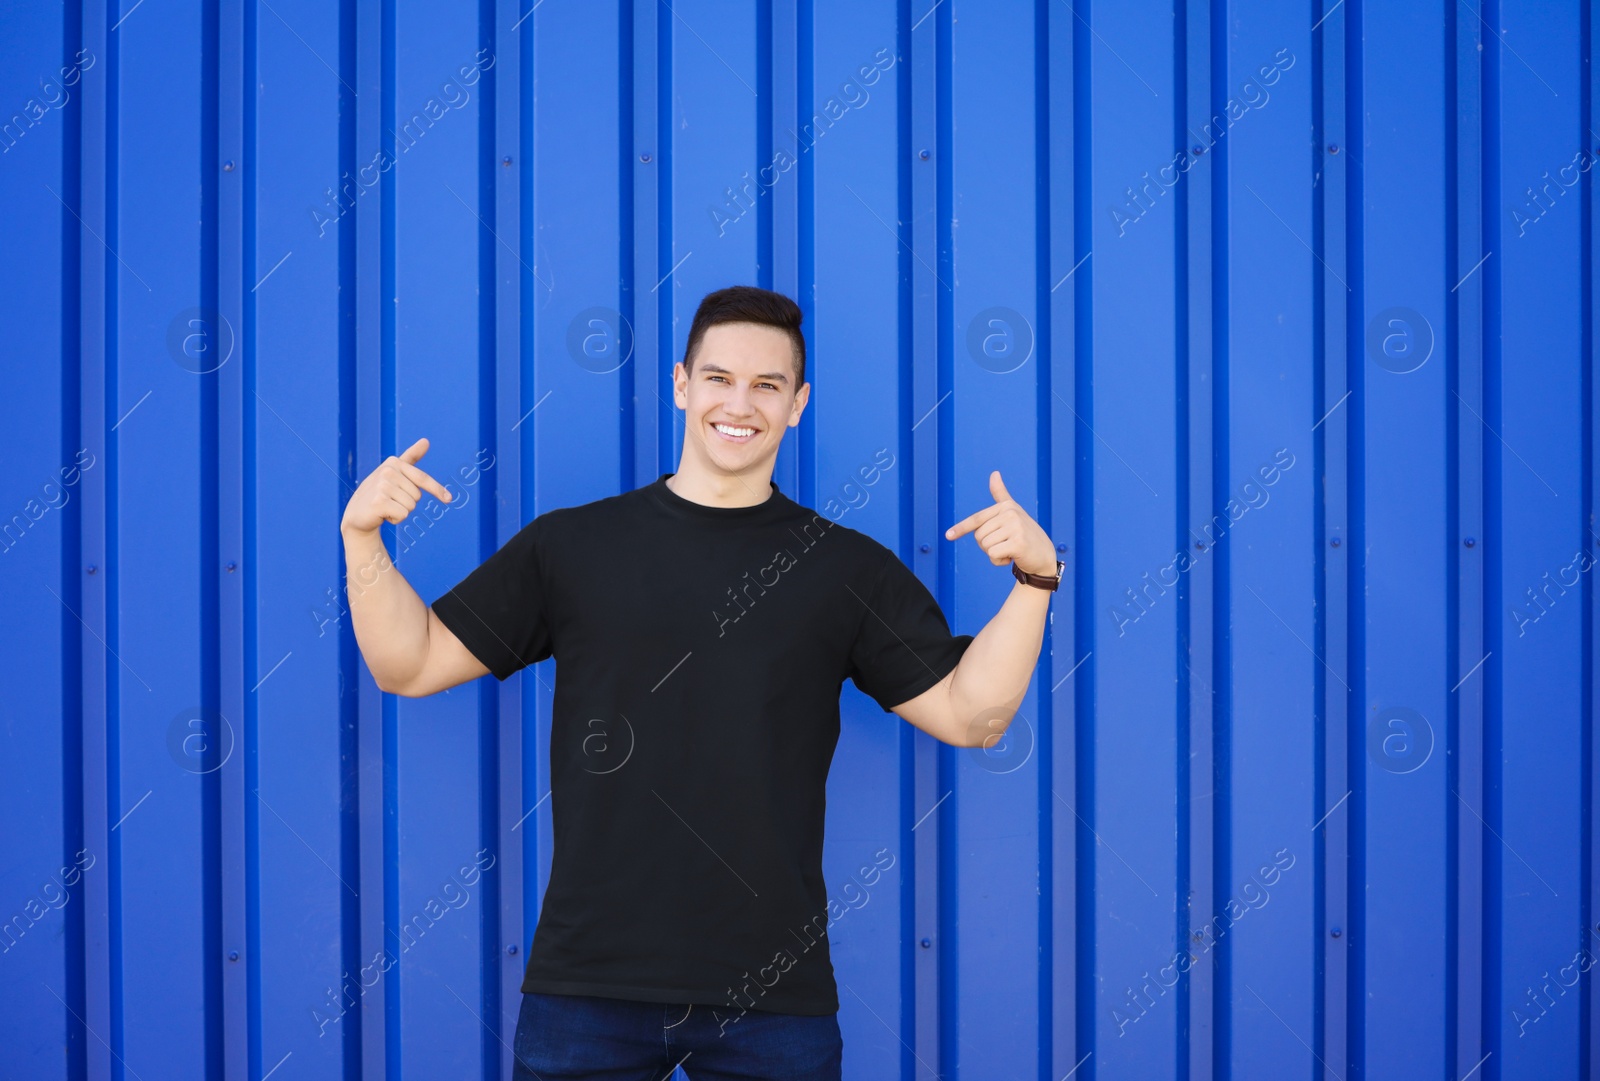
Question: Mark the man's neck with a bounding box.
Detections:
[667,463,775,509]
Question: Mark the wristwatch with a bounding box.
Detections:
[1013,559,1065,592]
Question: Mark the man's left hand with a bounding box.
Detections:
[944,471,1059,577]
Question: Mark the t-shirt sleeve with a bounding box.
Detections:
[846,548,974,713]
[429,517,552,681]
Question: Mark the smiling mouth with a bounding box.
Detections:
[711,422,759,443]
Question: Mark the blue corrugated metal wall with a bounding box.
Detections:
[2,1,1596,1078]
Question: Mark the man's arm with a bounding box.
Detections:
[891,468,1057,746]
[890,580,1049,747]
[342,525,490,696]
[340,436,491,697]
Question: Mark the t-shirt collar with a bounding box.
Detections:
[647,472,788,523]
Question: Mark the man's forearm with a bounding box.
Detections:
[341,526,431,693]
[946,579,1052,744]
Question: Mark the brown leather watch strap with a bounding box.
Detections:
[1012,559,1064,592]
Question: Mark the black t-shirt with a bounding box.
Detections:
[430,471,973,1016]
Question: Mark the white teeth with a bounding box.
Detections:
[714,423,756,437]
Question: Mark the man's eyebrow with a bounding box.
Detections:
[700,363,788,384]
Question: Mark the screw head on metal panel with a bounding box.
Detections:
[87,565,96,574]
[508,944,518,955]
[1328,144,1339,154]
[919,149,930,160]
[226,561,237,572]
[640,153,652,163]
[1192,146,1204,156]
[1056,543,1067,553]
[1330,537,1340,548]
[920,938,931,949]
[1330,927,1341,938]
[920,544,930,553]
[1463,538,1475,548]
[229,950,240,961]
[502,156,512,167]
[223,161,235,172]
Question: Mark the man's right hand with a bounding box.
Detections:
[341,436,454,537]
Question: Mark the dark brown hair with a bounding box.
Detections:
[681,285,806,390]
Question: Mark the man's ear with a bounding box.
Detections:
[789,381,810,425]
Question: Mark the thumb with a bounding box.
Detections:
[989,470,1011,505]
[399,437,430,464]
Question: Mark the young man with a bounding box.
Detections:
[339,285,1061,1080]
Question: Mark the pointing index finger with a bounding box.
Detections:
[945,503,1001,541]
[398,460,453,503]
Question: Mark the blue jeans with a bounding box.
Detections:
[511,990,843,1081]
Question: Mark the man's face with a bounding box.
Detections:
[673,321,809,476]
